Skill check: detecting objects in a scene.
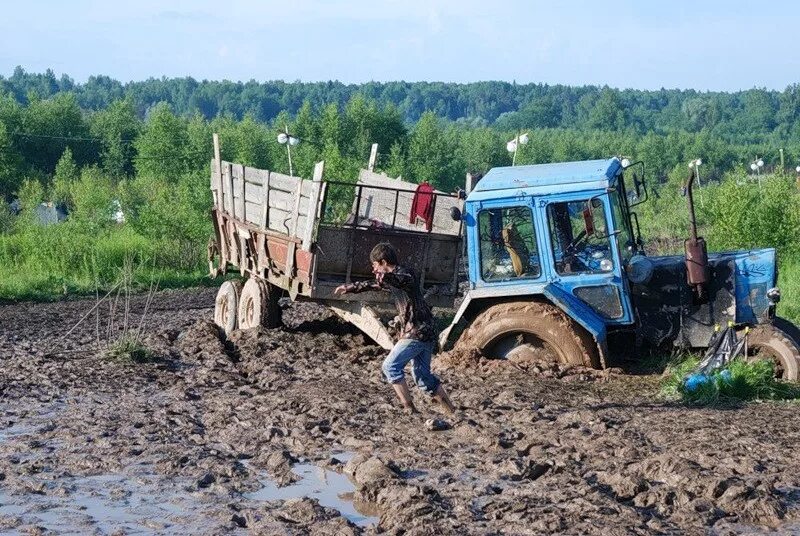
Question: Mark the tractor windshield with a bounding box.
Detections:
[547,198,615,275]
[478,206,541,281]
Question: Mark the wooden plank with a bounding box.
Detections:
[242,166,268,186]
[238,164,246,221]
[290,181,304,237]
[268,171,303,194]
[302,161,324,250]
[324,301,394,350]
[368,143,378,171]
[226,163,235,218]
[285,180,304,279]
[212,134,222,209]
[260,171,270,230]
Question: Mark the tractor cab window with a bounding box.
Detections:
[611,187,635,264]
[478,206,541,281]
[547,198,615,275]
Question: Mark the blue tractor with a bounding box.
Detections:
[441,158,800,379]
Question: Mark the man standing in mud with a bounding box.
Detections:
[334,242,456,415]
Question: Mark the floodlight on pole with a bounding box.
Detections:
[507,132,529,166]
[277,125,299,176]
[751,157,764,190]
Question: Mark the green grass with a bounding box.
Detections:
[778,255,800,325]
[661,356,800,405]
[0,222,211,302]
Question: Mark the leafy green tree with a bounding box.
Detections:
[407,112,449,187]
[90,98,141,177]
[0,121,23,198]
[133,102,189,179]
[52,147,79,208]
[19,92,91,174]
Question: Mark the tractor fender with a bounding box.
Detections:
[439,283,609,367]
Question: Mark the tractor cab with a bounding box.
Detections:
[463,159,638,329]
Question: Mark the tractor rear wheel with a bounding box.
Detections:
[456,301,600,367]
[745,325,800,381]
[214,280,243,336]
[237,277,283,330]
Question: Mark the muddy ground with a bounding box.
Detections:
[1,287,800,535]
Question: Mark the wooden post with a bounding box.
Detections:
[212,133,222,208]
[368,143,378,172]
[466,172,475,194]
[302,161,325,250]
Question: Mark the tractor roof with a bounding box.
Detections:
[468,158,622,201]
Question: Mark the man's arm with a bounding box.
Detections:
[334,279,382,295]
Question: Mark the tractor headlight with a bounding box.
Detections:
[599,259,614,272]
[767,287,781,304]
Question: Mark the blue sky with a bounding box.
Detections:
[2,0,799,91]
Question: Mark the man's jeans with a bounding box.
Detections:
[382,339,440,394]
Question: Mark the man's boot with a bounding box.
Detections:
[432,385,455,415]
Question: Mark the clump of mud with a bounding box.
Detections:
[436,346,622,383]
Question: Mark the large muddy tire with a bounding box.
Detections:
[214,280,243,336]
[746,325,800,381]
[237,278,283,330]
[456,301,600,367]
[773,316,800,348]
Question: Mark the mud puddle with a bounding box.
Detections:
[246,452,378,527]
[0,474,213,535]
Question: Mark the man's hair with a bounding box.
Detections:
[370,242,398,265]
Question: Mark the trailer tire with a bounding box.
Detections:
[214,280,243,336]
[746,325,800,381]
[456,301,600,368]
[238,278,283,330]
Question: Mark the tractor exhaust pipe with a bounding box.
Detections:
[683,168,709,300]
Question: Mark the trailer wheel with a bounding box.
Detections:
[456,301,599,367]
[745,325,800,381]
[238,278,283,330]
[214,280,243,336]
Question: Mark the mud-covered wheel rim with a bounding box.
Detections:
[745,325,800,381]
[237,278,265,330]
[487,332,559,362]
[214,280,242,336]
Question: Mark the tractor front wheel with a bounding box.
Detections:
[456,301,600,367]
[745,325,800,381]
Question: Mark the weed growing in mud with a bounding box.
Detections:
[104,333,155,363]
[661,357,800,405]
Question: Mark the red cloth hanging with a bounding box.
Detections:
[410,182,435,231]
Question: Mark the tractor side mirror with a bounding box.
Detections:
[450,206,462,221]
[625,161,647,207]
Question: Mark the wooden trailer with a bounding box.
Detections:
[207,135,463,349]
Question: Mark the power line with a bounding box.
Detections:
[9,131,137,144]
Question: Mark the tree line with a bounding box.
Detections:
[2,71,800,202]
